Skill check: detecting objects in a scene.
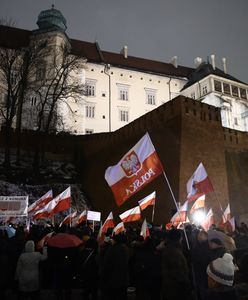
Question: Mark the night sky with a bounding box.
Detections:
[1,0,248,82]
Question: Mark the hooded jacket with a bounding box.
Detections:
[15,240,47,292]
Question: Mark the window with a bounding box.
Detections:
[10,70,18,85]
[85,105,95,118]
[30,96,37,106]
[223,83,231,95]
[117,84,129,101]
[191,92,195,99]
[85,79,97,96]
[85,129,94,134]
[36,67,46,81]
[240,88,247,100]
[120,109,129,122]
[145,89,156,105]
[202,86,208,95]
[214,80,222,92]
[232,86,239,97]
[234,117,238,125]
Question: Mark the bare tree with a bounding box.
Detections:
[0,23,86,178]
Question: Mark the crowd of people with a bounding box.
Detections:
[0,220,248,300]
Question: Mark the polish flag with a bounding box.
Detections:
[75,210,87,225]
[222,204,231,223]
[170,200,188,224]
[190,195,205,214]
[105,133,163,206]
[140,219,150,239]
[226,217,235,233]
[138,191,156,211]
[187,163,214,202]
[33,187,71,219]
[97,212,115,242]
[28,190,53,214]
[33,198,58,220]
[201,208,214,231]
[59,211,77,227]
[119,206,141,223]
[113,222,125,235]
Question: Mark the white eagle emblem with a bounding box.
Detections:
[121,151,142,177]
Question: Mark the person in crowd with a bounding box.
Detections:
[203,252,238,300]
[78,236,99,300]
[161,229,194,300]
[15,240,47,300]
[191,230,212,300]
[0,229,11,300]
[133,237,161,300]
[234,252,248,299]
[100,233,130,300]
[208,238,226,261]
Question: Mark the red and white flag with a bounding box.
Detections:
[59,211,77,227]
[227,217,235,233]
[170,200,188,224]
[76,210,87,225]
[105,133,163,206]
[33,187,71,219]
[190,195,205,214]
[201,208,214,231]
[97,212,115,242]
[222,203,231,223]
[140,219,150,239]
[138,191,156,211]
[119,206,141,223]
[113,222,125,235]
[28,190,53,214]
[187,163,214,202]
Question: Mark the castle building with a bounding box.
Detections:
[0,6,248,136]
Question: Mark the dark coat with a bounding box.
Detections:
[161,240,192,300]
[100,242,129,289]
[203,286,239,300]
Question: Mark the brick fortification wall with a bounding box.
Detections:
[1,95,248,224]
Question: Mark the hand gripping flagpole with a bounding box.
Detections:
[163,171,190,250]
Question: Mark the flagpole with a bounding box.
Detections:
[213,192,226,223]
[152,201,155,223]
[162,171,190,250]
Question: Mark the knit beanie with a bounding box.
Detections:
[206,253,235,286]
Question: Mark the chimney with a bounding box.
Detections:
[222,57,227,74]
[210,54,216,70]
[170,56,178,68]
[122,45,128,59]
[194,57,203,68]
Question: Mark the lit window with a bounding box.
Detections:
[85,79,97,96]
[202,86,208,95]
[117,84,129,101]
[120,110,129,122]
[85,105,95,118]
[145,89,156,105]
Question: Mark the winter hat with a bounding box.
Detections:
[206,253,235,286]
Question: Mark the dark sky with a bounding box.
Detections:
[1,0,248,82]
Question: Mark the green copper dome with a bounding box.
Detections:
[37,6,67,32]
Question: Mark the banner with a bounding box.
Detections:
[0,196,28,216]
[87,210,101,221]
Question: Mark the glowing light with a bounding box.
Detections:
[193,211,206,224]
